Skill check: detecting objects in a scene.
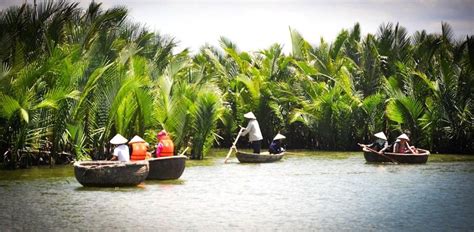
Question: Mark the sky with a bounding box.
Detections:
[1,0,474,53]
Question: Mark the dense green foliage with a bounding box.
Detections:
[0,1,472,167]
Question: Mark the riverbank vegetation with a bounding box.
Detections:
[0,1,472,168]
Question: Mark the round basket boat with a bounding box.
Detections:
[146,155,186,180]
[236,151,284,163]
[363,147,430,164]
[74,161,149,187]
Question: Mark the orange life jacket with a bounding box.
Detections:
[130,142,148,160]
[158,135,174,157]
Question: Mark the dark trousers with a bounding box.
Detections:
[251,140,262,154]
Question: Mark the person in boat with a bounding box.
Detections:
[156,130,174,157]
[128,135,151,161]
[269,133,286,154]
[109,134,130,162]
[358,132,389,154]
[393,133,418,154]
[240,112,263,154]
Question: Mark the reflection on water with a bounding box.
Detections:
[1,154,473,231]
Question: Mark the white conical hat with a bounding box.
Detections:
[397,133,410,141]
[273,133,286,140]
[128,135,145,144]
[110,134,127,145]
[244,112,256,119]
[374,132,387,140]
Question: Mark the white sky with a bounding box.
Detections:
[2,0,474,53]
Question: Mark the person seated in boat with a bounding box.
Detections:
[109,134,130,162]
[269,133,286,154]
[128,135,151,161]
[156,130,174,157]
[240,112,263,154]
[358,132,389,154]
[393,133,418,154]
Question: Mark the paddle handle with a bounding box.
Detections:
[224,128,245,163]
[364,146,399,164]
[179,146,190,156]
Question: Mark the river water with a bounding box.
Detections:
[0,152,473,231]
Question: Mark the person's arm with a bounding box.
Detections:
[109,147,119,160]
[156,143,163,156]
[393,143,398,153]
[407,142,417,154]
[379,141,389,153]
[357,143,367,147]
[358,143,376,151]
[240,122,252,136]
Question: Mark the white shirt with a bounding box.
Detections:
[113,144,130,162]
[241,119,263,142]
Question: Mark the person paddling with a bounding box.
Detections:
[109,134,130,162]
[269,133,286,154]
[240,112,263,154]
[358,132,389,154]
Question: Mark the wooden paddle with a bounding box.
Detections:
[359,144,399,164]
[179,146,190,156]
[224,127,245,163]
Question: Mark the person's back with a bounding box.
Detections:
[114,144,130,162]
[244,119,263,142]
[241,112,263,154]
[270,140,283,154]
[131,142,147,160]
[369,139,388,151]
[156,131,174,157]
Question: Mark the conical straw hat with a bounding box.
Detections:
[273,133,286,140]
[374,132,387,140]
[397,133,410,141]
[128,135,145,144]
[110,134,127,145]
[244,112,256,119]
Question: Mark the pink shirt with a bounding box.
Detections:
[155,142,164,156]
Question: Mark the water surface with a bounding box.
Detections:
[1,152,473,231]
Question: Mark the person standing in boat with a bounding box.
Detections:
[269,133,286,154]
[358,132,389,154]
[240,112,263,154]
[156,130,174,157]
[393,133,418,154]
[109,134,130,162]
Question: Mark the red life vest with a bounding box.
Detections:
[158,135,174,157]
[130,142,147,160]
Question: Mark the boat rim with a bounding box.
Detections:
[363,147,430,156]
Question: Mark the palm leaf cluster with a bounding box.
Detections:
[0,1,472,169]
[198,24,472,153]
[0,1,222,167]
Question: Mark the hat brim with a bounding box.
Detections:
[110,134,128,144]
[273,134,286,140]
[244,112,256,119]
[129,135,145,144]
[374,132,387,140]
